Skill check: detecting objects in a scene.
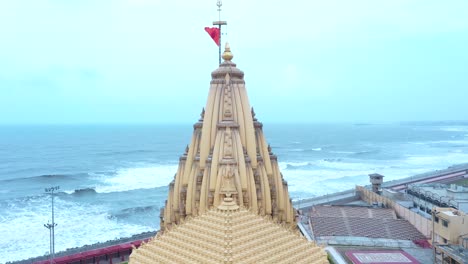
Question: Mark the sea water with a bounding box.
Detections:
[1,123,468,262]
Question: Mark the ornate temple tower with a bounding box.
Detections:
[160,43,294,231]
[130,45,328,264]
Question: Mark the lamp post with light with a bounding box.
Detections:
[44,186,59,264]
[432,208,441,264]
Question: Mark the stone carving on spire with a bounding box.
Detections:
[223,74,233,120]
[223,130,233,158]
[220,165,237,194]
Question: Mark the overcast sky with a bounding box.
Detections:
[1,0,467,124]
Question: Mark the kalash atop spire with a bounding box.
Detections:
[129,45,328,263]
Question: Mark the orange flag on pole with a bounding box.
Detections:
[204,27,220,46]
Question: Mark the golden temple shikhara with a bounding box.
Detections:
[129,44,328,263]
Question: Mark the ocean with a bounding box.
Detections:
[1,123,468,262]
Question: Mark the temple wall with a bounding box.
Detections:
[356,186,432,238]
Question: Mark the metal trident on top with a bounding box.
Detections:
[213,0,227,64]
[217,0,222,19]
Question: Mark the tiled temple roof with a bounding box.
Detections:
[131,207,328,264]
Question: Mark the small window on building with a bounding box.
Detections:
[443,238,447,244]
[442,220,448,227]
[434,216,439,223]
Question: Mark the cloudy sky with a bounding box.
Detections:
[0,0,467,124]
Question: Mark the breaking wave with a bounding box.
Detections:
[1,173,87,183]
[439,126,468,132]
[91,165,178,193]
[111,205,157,220]
[67,188,97,196]
[99,149,158,156]
[0,195,154,263]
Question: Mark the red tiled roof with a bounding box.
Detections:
[310,216,426,240]
[310,206,396,219]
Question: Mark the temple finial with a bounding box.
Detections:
[222,42,233,61]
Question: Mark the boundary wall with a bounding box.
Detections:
[356,186,432,238]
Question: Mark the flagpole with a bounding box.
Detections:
[213,0,226,65]
[218,23,221,65]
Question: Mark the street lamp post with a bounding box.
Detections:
[432,209,440,264]
[44,186,59,264]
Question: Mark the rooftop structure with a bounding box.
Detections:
[369,173,384,194]
[408,183,468,214]
[434,244,468,264]
[310,205,396,219]
[129,45,328,263]
[308,205,426,241]
[432,207,468,246]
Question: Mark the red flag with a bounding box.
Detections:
[204,27,220,46]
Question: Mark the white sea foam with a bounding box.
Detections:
[439,126,468,132]
[407,141,426,145]
[0,196,153,263]
[409,138,468,146]
[404,152,468,167]
[434,140,468,145]
[288,147,322,152]
[329,150,355,154]
[92,165,178,193]
[290,148,305,152]
[279,160,377,194]
[280,150,468,196]
[284,165,431,196]
[280,161,310,168]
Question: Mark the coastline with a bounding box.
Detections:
[6,163,468,264]
[7,231,156,264]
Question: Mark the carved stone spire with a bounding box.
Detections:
[161,44,294,231]
[130,44,328,264]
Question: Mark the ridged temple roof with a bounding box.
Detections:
[130,208,327,264]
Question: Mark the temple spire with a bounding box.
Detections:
[129,42,328,264]
[160,44,295,231]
